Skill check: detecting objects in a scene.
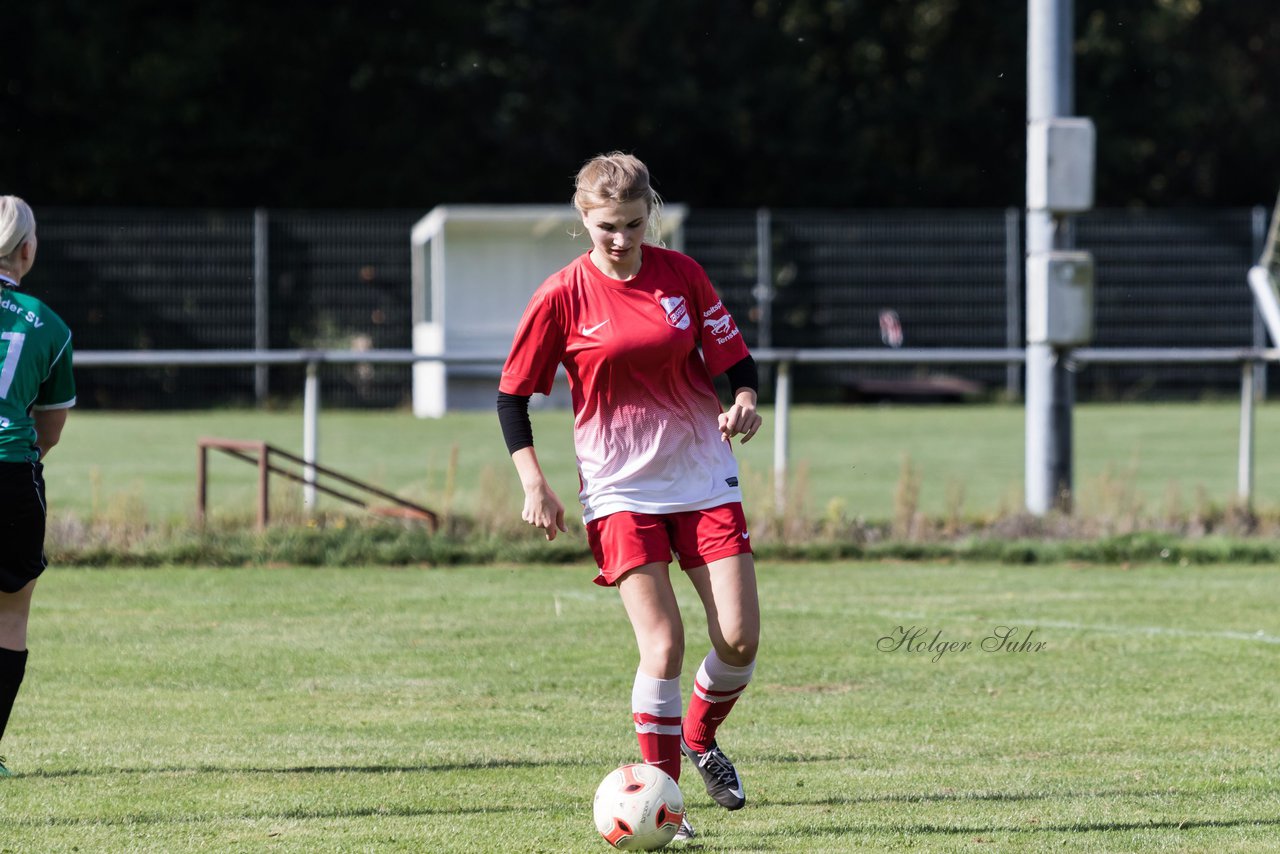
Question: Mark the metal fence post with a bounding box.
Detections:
[1005,207,1023,400]
[1239,360,1255,507]
[754,208,773,349]
[257,445,270,529]
[1252,205,1269,398]
[196,442,208,526]
[754,207,774,399]
[773,360,792,516]
[254,207,270,405]
[303,360,319,512]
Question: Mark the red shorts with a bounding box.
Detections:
[586,502,752,587]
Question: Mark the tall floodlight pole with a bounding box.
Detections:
[1026,0,1095,515]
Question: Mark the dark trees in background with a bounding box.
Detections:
[3,1,1277,209]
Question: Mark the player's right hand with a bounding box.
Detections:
[522,484,568,541]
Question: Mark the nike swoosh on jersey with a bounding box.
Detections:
[581,320,610,335]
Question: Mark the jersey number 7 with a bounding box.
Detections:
[0,331,27,399]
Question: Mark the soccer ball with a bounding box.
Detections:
[592,763,685,851]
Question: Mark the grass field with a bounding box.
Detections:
[41,402,1280,528]
[3,561,1278,852]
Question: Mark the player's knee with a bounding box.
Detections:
[644,634,684,674]
[0,611,29,649]
[719,632,758,666]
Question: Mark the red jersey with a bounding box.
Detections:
[500,245,751,523]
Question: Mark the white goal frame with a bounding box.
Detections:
[1247,189,1280,346]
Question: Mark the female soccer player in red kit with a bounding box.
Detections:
[497,152,761,841]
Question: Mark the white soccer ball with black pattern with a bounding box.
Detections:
[592,763,685,851]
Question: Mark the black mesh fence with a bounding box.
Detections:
[1076,209,1259,399]
[37,208,419,408]
[263,210,420,408]
[687,210,1015,401]
[27,206,1270,408]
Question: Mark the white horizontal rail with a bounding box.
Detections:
[75,346,1280,368]
[75,347,1276,515]
[75,349,507,367]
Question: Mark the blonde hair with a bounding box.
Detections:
[572,152,664,240]
[0,196,35,275]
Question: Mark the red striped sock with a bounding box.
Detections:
[632,671,683,782]
[682,650,755,753]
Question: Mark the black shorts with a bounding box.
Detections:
[0,461,47,594]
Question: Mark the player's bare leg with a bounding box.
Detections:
[617,563,686,782]
[685,553,759,667]
[617,562,685,678]
[0,581,34,650]
[681,554,759,810]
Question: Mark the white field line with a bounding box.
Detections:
[1019,619,1280,645]
[878,613,1280,645]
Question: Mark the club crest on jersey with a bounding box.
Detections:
[659,295,691,330]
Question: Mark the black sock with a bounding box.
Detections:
[0,647,29,743]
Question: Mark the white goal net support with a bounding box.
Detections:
[1247,189,1280,346]
[409,204,687,418]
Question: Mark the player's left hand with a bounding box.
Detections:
[719,398,762,444]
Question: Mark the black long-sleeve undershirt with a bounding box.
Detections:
[722,354,758,399]
[496,391,534,455]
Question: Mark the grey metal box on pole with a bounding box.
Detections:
[1027,251,1094,347]
[1027,119,1096,213]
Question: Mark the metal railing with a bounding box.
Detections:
[76,347,1280,516]
[196,437,440,530]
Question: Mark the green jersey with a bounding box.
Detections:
[0,286,76,463]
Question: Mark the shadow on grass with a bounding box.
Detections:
[8,803,544,828]
[760,778,1274,808]
[766,790,1082,807]
[24,751,874,779]
[23,757,585,779]
[757,817,1280,837]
